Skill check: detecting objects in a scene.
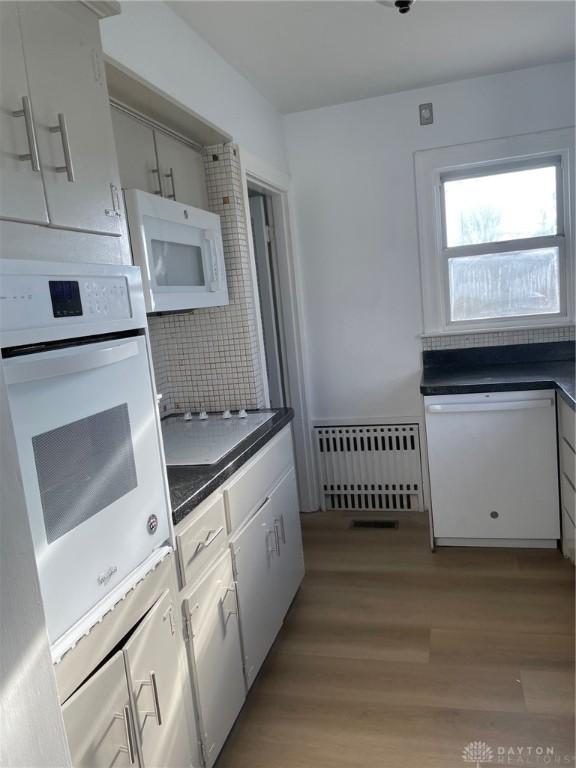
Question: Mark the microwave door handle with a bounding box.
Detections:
[3,340,139,385]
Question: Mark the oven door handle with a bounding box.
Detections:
[4,340,139,384]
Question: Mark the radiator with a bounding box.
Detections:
[314,424,423,512]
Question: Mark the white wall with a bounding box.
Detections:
[101,1,288,174]
[284,62,575,422]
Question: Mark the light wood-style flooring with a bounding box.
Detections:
[217,511,575,768]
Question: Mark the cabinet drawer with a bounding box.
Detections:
[560,472,575,526]
[176,493,227,588]
[224,426,294,534]
[558,397,575,452]
[561,507,575,564]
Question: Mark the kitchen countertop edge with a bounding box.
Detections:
[420,363,575,409]
[167,408,294,526]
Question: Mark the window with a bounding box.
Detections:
[415,130,573,334]
[442,162,562,323]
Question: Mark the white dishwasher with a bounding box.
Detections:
[424,390,560,547]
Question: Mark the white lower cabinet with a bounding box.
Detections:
[62,589,199,768]
[184,552,245,768]
[231,492,283,689]
[558,397,575,565]
[123,590,196,768]
[273,469,306,612]
[176,426,305,765]
[62,651,136,767]
[231,466,304,689]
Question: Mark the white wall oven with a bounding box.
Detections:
[0,259,172,658]
[124,189,228,313]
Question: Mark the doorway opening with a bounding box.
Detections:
[248,188,287,409]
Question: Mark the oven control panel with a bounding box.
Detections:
[0,275,132,333]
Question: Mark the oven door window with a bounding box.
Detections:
[32,403,137,543]
[151,239,205,287]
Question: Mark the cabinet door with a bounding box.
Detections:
[185,552,246,768]
[272,469,305,614]
[111,107,162,196]
[155,132,208,209]
[18,2,122,235]
[231,502,283,689]
[123,590,199,768]
[0,3,48,225]
[62,651,139,768]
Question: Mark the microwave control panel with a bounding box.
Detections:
[0,275,131,333]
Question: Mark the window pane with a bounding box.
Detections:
[444,166,557,247]
[449,247,560,322]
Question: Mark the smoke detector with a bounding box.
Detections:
[377,0,415,14]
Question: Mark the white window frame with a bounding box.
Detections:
[415,128,574,335]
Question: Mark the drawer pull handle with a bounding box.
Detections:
[188,526,224,562]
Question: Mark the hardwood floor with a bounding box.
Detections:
[217,511,575,768]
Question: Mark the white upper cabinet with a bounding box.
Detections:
[111,106,209,209]
[111,107,161,197]
[18,2,123,235]
[0,3,48,225]
[155,132,209,209]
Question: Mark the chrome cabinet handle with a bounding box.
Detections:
[279,515,286,544]
[164,167,176,200]
[115,706,136,764]
[50,113,75,182]
[221,584,238,626]
[274,525,281,554]
[138,671,163,726]
[12,96,40,172]
[149,672,162,726]
[152,167,163,195]
[187,525,224,562]
[266,529,275,556]
[106,183,123,219]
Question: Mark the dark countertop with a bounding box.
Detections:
[420,341,575,408]
[166,408,294,526]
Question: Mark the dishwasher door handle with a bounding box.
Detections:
[426,399,554,414]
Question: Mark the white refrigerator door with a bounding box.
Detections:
[5,335,169,644]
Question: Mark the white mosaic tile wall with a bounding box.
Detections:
[422,325,575,351]
[147,143,266,414]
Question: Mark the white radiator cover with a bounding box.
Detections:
[314,424,423,512]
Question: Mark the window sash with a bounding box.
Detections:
[439,157,563,251]
[441,237,567,328]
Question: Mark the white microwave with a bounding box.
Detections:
[124,189,228,313]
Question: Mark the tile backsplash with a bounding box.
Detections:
[422,325,575,351]
[148,143,266,414]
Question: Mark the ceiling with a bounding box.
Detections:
[168,1,575,114]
